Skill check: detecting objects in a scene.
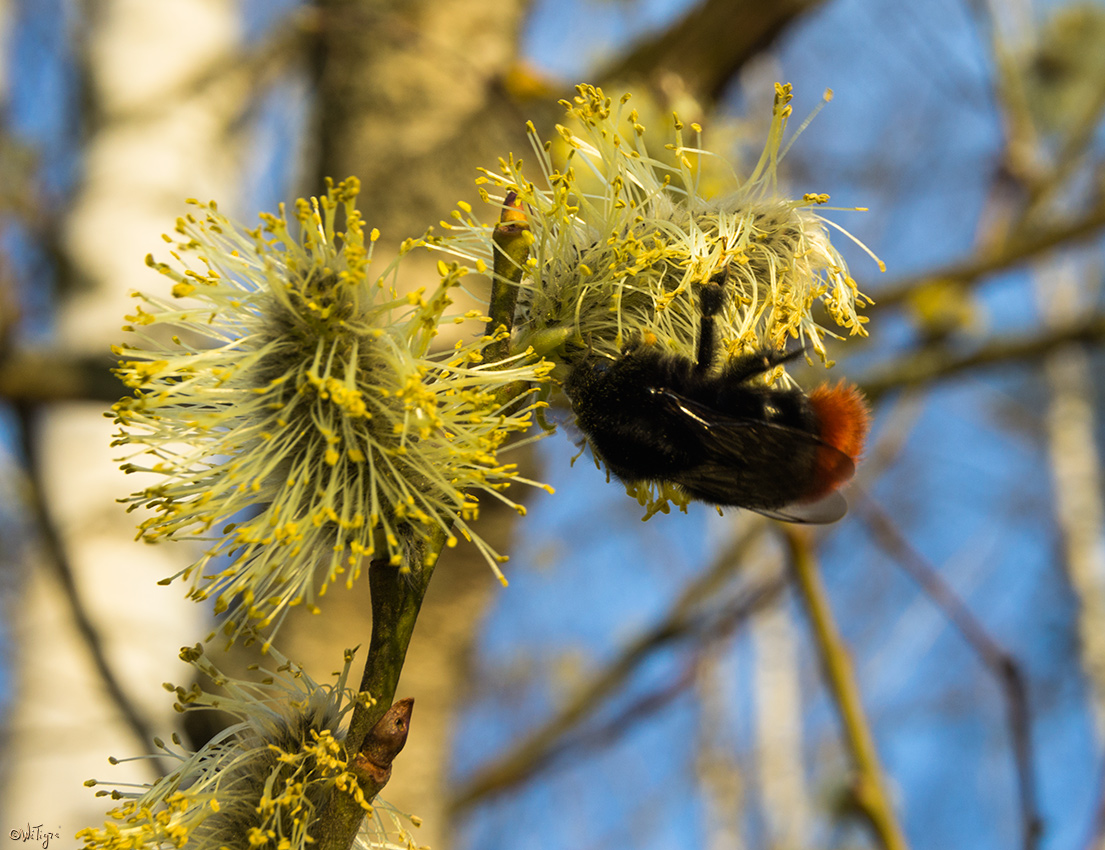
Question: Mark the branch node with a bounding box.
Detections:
[352,697,414,787]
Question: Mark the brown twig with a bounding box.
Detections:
[856,313,1105,402]
[350,697,415,789]
[870,200,1105,313]
[782,526,910,850]
[854,493,1043,850]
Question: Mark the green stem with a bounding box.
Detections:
[313,196,533,849]
[483,191,530,366]
[782,527,910,850]
[312,530,446,849]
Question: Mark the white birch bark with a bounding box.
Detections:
[751,547,812,850]
[1039,263,1105,740]
[0,0,243,834]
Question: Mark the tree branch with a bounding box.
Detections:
[448,522,780,813]
[598,0,827,106]
[313,185,538,849]
[0,351,125,404]
[312,537,444,850]
[871,200,1105,313]
[856,313,1105,402]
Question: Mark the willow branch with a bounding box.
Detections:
[483,191,530,367]
[312,536,444,849]
[782,526,910,850]
[856,313,1105,402]
[871,199,1105,312]
[314,198,535,849]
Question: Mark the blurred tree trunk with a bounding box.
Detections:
[0,0,243,832]
[284,2,534,846]
[311,0,535,241]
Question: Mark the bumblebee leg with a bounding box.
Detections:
[694,271,728,374]
[720,347,805,383]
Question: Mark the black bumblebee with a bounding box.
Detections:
[563,277,868,523]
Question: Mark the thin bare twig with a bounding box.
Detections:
[540,659,700,770]
[854,493,1042,850]
[509,564,793,793]
[448,522,781,813]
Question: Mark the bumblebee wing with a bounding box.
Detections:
[651,388,855,522]
[651,387,853,467]
[668,456,850,523]
[747,491,848,524]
